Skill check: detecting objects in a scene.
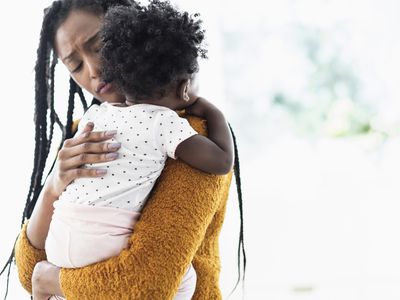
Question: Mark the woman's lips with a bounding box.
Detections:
[96,82,114,94]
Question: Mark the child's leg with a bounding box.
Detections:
[174,263,197,300]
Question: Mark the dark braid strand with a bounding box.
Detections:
[228,124,247,296]
[1,1,135,299]
[65,77,77,140]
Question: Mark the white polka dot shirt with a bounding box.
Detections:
[58,102,197,212]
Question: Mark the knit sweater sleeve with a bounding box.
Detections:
[57,116,232,300]
[14,223,47,294]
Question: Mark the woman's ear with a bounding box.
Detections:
[178,79,191,102]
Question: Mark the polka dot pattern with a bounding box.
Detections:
[59,103,197,212]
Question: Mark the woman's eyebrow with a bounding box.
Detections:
[61,31,101,62]
[85,31,101,46]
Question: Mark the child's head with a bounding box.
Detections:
[100,0,207,103]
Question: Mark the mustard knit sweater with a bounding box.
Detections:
[14,116,233,300]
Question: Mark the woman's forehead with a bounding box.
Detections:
[54,10,103,59]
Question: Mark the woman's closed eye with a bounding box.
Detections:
[93,46,102,53]
[71,62,83,73]
[92,39,102,53]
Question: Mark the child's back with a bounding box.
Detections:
[59,102,196,212]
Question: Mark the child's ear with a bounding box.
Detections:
[177,79,191,102]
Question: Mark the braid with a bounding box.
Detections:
[22,0,62,224]
[1,2,63,298]
[47,52,59,154]
[77,85,88,112]
[2,3,246,300]
[22,0,136,224]
[228,123,247,297]
[44,77,79,195]
[1,1,133,298]
[65,77,77,139]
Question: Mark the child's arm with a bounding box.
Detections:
[175,97,234,175]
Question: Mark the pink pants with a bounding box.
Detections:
[46,200,196,300]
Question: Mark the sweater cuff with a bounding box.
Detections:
[14,222,47,293]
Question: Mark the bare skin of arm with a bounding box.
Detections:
[25,123,121,297]
[176,97,234,175]
[32,260,63,300]
[26,122,121,249]
[21,115,232,300]
[37,116,230,300]
[129,77,233,175]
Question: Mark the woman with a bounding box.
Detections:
[0,0,245,299]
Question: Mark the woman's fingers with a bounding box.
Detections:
[59,168,108,183]
[59,152,119,171]
[63,127,117,148]
[58,141,121,159]
[52,122,122,184]
[81,121,95,133]
[63,130,117,147]
[58,121,121,160]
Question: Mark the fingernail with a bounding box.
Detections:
[106,130,117,137]
[96,169,107,175]
[87,122,94,127]
[106,153,119,159]
[108,143,121,150]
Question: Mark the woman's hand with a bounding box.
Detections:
[26,122,122,250]
[32,261,64,299]
[44,122,121,199]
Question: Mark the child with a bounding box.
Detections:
[43,1,233,299]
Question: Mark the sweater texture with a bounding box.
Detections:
[15,115,232,299]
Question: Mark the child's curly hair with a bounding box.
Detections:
[101,0,207,100]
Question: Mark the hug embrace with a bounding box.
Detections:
[1,0,245,299]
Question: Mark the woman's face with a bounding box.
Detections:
[54,10,125,103]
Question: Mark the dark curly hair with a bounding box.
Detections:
[101,0,208,100]
[1,1,246,298]
[26,0,136,223]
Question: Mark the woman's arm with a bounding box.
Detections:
[27,122,120,249]
[176,97,234,175]
[15,116,232,299]
[57,116,232,300]
[14,224,47,294]
[15,122,121,294]
[31,260,64,300]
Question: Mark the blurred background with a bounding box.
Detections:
[1,0,400,299]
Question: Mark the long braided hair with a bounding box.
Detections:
[0,1,246,298]
[0,1,134,299]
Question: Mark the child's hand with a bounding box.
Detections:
[186,97,218,119]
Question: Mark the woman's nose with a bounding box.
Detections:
[86,56,101,79]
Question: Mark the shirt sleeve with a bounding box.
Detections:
[154,109,197,159]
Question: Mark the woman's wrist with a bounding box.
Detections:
[41,180,61,204]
